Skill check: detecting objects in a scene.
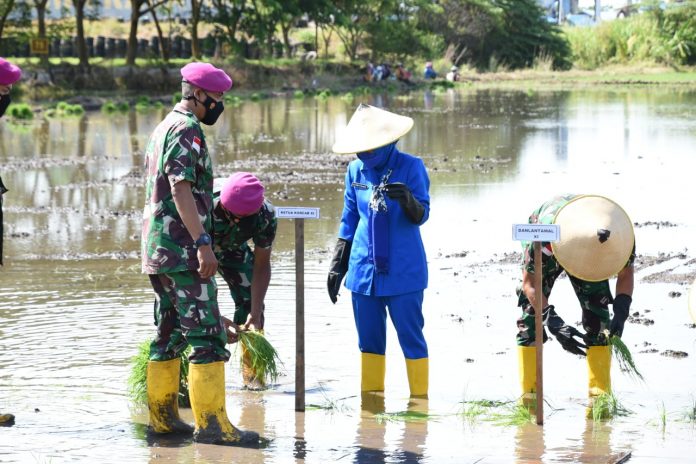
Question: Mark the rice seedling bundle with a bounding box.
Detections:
[608,334,644,381]
[127,340,191,407]
[237,331,282,384]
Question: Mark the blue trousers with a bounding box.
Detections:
[351,290,428,359]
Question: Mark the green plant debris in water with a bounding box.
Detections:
[609,334,644,381]
[591,391,632,421]
[127,340,191,407]
[488,402,535,426]
[237,331,283,384]
[459,399,509,423]
[375,410,433,423]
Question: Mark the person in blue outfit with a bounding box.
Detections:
[327,104,430,399]
[423,61,437,79]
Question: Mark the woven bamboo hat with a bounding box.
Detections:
[551,195,634,282]
[332,104,414,154]
[689,278,696,324]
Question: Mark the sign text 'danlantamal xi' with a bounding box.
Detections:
[275,207,320,219]
[512,224,560,242]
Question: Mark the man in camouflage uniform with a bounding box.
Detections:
[516,194,635,404]
[213,172,277,389]
[0,57,22,427]
[141,62,258,447]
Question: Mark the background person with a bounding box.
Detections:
[516,194,635,405]
[0,56,21,427]
[446,65,460,82]
[141,62,258,446]
[213,172,277,389]
[327,104,431,400]
[423,61,437,79]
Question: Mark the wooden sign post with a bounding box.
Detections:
[512,223,560,425]
[276,206,320,412]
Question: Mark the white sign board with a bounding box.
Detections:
[275,207,320,219]
[512,224,560,242]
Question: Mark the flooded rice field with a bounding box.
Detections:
[1,88,695,463]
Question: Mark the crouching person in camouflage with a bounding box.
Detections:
[213,172,277,390]
[141,61,258,447]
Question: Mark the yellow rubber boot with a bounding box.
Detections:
[518,346,537,407]
[189,361,260,447]
[587,345,612,397]
[405,357,429,398]
[361,353,386,392]
[147,358,193,434]
[242,330,266,391]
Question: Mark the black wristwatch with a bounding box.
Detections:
[194,233,212,248]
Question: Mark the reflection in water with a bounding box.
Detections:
[355,392,387,464]
[294,411,306,462]
[1,89,696,463]
[353,393,428,463]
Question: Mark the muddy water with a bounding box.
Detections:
[1,88,695,463]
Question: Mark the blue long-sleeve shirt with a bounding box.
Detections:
[338,149,430,296]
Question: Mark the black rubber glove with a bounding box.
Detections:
[609,294,632,338]
[543,305,588,357]
[327,238,352,304]
[383,182,425,224]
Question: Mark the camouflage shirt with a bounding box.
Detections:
[212,195,277,266]
[522,194,635,279]
[141,107,213,274]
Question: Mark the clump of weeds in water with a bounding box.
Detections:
[591,392,631,422]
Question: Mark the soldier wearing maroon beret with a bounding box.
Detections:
[141,62,259,447]
[0,57,21,427]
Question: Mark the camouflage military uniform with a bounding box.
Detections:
[516,194,636,347]
[141,107,228,364]
[212,195,277,324]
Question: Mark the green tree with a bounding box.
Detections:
[331,0,375,61]
[126,0,168,66]
[0,0,15,43]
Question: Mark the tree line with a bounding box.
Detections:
[0,0,582,71]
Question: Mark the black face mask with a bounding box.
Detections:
[198,92,224,126]
[0,94,11,118]
[234,215,257,234]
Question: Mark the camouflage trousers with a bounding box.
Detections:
[148,271,230,364]
[516,268,613,347]
[217,244,265,326]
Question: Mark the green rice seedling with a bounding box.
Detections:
[306,388,351,414]
[56,101,70,112]
[293,90,305,99]
[223,94,242,106]
[116,101,130,112]
[171,92,182,105]
[591,392,631,422]
[609,334,644,381]
[375,410,433,424]
[459,399,507,424]
[7,103,33,119]
[237,330,282,384]
[249,92,262,101]
[127,340,191,407]
[684,398,696,423]
[488,402,534,426]
[658,401,667,433]
[341,92,354,102]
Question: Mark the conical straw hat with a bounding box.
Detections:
[689,277,696,324]
[550,195,634,282]
[332,104,414,154]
